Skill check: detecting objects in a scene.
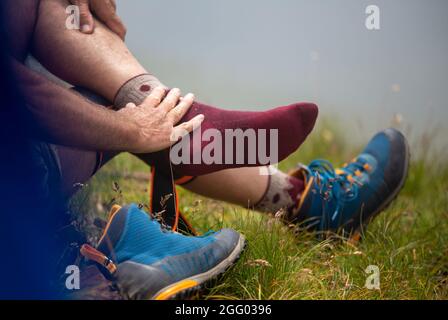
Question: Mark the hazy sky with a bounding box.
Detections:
[117,0,448,145]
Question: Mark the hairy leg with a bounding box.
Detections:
[1,0,284,227]
[33,0,316,169]
[32,0,160,102]
[183,167,269,207]
[32,0,309,212]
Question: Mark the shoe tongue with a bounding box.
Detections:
[287,166,314,222]
[290,165,310,184]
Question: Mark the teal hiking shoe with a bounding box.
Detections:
[289,128,410,241]
[81,204,246,300]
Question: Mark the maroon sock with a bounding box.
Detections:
[168,101,318,176]
[114,75,318,177]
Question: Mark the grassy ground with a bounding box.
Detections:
[71,122,448,300]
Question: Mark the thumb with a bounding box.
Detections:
[77,0,94,34]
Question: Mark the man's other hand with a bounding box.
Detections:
[70,0,126,40]
[120,87,205,154]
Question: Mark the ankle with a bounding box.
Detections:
[114,74,167,109]
[254,167,304,215]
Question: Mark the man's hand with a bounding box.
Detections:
[14,59,201,154]
[120,87,205,154]
[70,0,126,40]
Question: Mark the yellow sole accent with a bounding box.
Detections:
[154,279,199,300]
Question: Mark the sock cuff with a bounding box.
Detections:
[253,166,272,208]
[255,167,296,214]
[113,73,159,109]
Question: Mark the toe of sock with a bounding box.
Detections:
[297,103,319,136]
[284,102,319,143]
[273,102,318,161]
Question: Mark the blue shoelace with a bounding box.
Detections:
[306,159,368,228]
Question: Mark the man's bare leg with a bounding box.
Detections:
[183,167,269,207]
[33,0,158,102]
[30,0,269,206]
[32,0,307,214]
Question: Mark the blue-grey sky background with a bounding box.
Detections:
[118,0,448,147]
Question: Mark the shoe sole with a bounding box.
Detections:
[151,234,247,300]
[349,131,411,243]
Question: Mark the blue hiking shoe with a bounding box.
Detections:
[81,204,246,300]
[289,128,410,241]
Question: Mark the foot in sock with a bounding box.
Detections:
[114,74,318,177]
[170,101,318,176]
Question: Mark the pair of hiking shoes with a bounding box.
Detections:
[81,128,409,300]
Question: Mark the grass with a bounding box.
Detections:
[71,122,448,300]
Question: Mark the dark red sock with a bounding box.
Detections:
[113,75,318,177]
[166,100,318,177]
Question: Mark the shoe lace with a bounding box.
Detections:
[307,158,372,225]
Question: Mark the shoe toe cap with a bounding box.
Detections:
[365,128,409,192]
[212,228,244,254]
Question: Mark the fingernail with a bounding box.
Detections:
[81,25,91,32]
[172,88,180,94]
[186,93,195,99]
[198,114,205,120]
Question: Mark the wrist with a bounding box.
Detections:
[112,110,144,153]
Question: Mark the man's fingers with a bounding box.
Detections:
[92,0,127,40]
[170,114,205,144]
[140,87,166,108]
[167,93,195,124]
[158,88,181,113]
[76,0,95,34]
